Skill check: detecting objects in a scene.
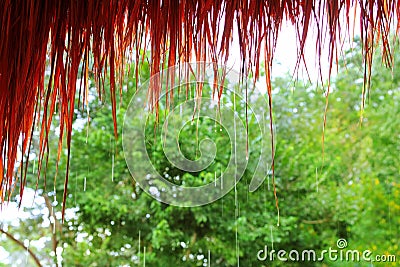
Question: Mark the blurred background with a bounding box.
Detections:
[0,38,398,267]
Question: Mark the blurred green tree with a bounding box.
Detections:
[0,41,398,267]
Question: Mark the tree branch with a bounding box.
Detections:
[0,228,43,267]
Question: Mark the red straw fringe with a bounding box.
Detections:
[0,0,397,220]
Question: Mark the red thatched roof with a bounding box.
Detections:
[0,0,398,217]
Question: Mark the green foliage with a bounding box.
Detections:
[1,42,399,267]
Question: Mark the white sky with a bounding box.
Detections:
[226,9,363,92]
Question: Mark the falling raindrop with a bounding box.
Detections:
[86,99,90,144]
[270,225,274,251]
[214,107,218,133]
[214,171,216,187]
[138,231,141,265]
[110,136,112,156]
[86,124,89,144]
[264,183,268,214]
[111,155,114,182]
[74,173,77,205]
[220,166,223,190]
[195,112,200,158]
[246,180,249,202]
[221,198,224,217]
[25,240,30,265]
[315,167,319,192]
[233,91,239,267]
[264,112,271,192]
[245,81,249,164]
[208,250,211,267]
[52,217,56,235]
[143,246,146,267]
[234,83,238,210]
[235,215,239,267]
[84,177,87,191]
